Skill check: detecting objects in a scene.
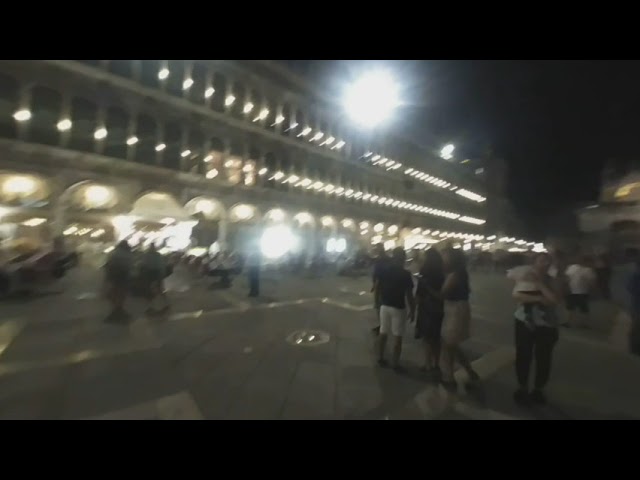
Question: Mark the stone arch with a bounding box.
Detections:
[131,191,192,222]
[0,171,51,206]
[185,196,227,221]
[229,203,260,223]
[62,180,124,213]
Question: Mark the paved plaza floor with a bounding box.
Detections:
[1,264,639,420]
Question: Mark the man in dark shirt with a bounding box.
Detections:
[371,244,390,335]
[377,247,415,372]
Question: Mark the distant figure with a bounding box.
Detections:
[565,256,596,328]
[594,253,612,300]
[415,248,445,380]
[511,252,560,405]
[627,256,640,355]
[140,244,169,314]
[103,240,133,322]
[371,243,390,336]
[376,247,415,373]
[439,248,479,392]
[247,249,261,297]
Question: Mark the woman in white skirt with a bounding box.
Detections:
[440,248,480,392]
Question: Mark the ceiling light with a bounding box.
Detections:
[274,114,285,125]
[158,68,170,80]
[205,87,215,98]
[225,95,236,106]
[93,127,107,140]
[182,78,194,90]
[181,149,192,158]
[56,118,72,131]
[155,143,166,152]
[126,136,138,146]
[243,102,254,114]
[13,109,31,122]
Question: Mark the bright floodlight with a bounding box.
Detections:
[344,71,400,128]
[440,144,455,160]
[261,226,297,259]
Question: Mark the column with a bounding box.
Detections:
[126,113,137,162]
[224,77,235,114]
[179,127,189,171]
[16,83,31,142]
[204,70,215,108]
[274,102,284,134]
[155,122,165,166]
[218,215,228,250]
[131,60,142,82]
[182,61,194,100]
[94,105,106,155]
[59,92,72,149]
[159,60,169,92]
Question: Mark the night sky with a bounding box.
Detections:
[280,60,640,236]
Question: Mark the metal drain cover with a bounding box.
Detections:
[286,330,330,347]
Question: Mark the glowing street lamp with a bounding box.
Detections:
[344,71,400,128]
[440,144,455,160]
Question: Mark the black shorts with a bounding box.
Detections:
[566,293,589,313]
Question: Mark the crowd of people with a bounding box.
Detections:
[370,245,633,406]
[100,236,640,406]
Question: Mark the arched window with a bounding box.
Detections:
[165,60,186,97]
[134,114,157,165]
[162,121,182,170]
[188,63,208,105]
[0,74,19,139]
[230,81,246,119]
[211,73,226,113]
[108,60,133,79]
[140,60,161,89]
[68,97,97,153]
[185,128,204,173]
[28,86,62,147]
[103,106,129,159]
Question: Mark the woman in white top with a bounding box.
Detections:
[511,253,560,406]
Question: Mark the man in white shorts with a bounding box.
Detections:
[376,247,415,373]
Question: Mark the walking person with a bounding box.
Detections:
[140,243,170,315]
[594,253,612,301]
[415,248,445,380]
[371,243,390,336]
[439,248,480,392]
[512,252,560,405]
[103,240,133,323]
[247,248,261,297]
[565,255,596,328]
[376,247,415,373]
